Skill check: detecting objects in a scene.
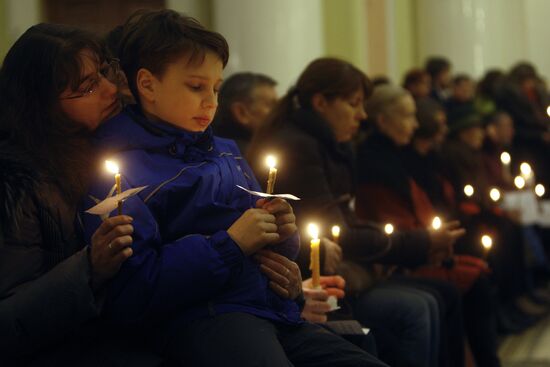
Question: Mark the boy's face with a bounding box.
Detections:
[143,52,223,132]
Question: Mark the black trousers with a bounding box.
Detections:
[164,312,388,367]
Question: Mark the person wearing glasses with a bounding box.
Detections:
[0,24,163,366]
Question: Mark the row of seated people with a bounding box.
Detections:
[213,64,550,367]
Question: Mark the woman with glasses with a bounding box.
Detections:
[0,24,162,366]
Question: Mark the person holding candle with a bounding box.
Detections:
[249,58,456,367]
[481,111,516,190]
[0,24,164,366]
[355,84,504,367]
[495,62,550,187]
[82,10,385,367]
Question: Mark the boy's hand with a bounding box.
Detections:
[255,249,302,299]
[257,198,297,243]
[227,208,280,255]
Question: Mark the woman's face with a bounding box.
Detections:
[459,126,485,150]
[59,49,121,131]
[378,94,419,146]
[315,88,367,143]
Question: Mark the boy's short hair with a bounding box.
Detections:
[118,9,229,102]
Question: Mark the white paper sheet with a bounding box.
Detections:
[85,186,148,215]
[236,185,301,201]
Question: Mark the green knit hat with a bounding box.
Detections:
[447,104,483,135]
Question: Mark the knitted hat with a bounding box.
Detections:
[447,103,483,135]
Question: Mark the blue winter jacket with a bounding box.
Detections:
[82,106,302,329]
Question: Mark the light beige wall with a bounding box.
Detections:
[0,0,42,62]
[323,0,368,72]
[166,0,212,28]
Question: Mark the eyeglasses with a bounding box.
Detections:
[60,58,121,100]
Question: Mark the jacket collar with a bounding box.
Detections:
[291,108,337,149]
[95,105,215,162]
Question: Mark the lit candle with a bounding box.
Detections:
[464,184,474,197]
[535,184,546,198]
[105,160,122,215]
[489,188,501,202]
[265,155,277,195]
[481,234,493,258]
[500,151,511,165]
[432,216,442,230]
[546,105,550,117]
[384,223,394,235]
[331,225,340,243]
[520,162,532,178]
[520,162,535,187]
[308,223,321,289]
[514,176,526,190]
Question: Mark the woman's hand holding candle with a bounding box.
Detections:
[89,215,134,290]
[427,220,465,264]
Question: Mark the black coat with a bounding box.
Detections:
[0,142,164,367]
[253,109,430,275]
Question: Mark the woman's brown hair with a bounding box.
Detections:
[0,23,104,201]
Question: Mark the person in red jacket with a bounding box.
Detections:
[357,84,501,367]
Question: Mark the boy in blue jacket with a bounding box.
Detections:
[83,9,386,367]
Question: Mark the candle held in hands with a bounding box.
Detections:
[307,223,321,289]
[266,155,277,195]
[105,160,122,215]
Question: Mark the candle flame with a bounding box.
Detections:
[500,151,511,165]
[105,160,119,174]
[384,223,394,235]
[514,176,526,189]
[331,225,340,238]
[535,184,546,197]
[464,185,474,197]
[489,188,501,202]
[520,162,532,178]
[307,223,319,239]
[432,216,442,230]
[547,105,550,117]
[266,155,277,169]
[481,235,493,250]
